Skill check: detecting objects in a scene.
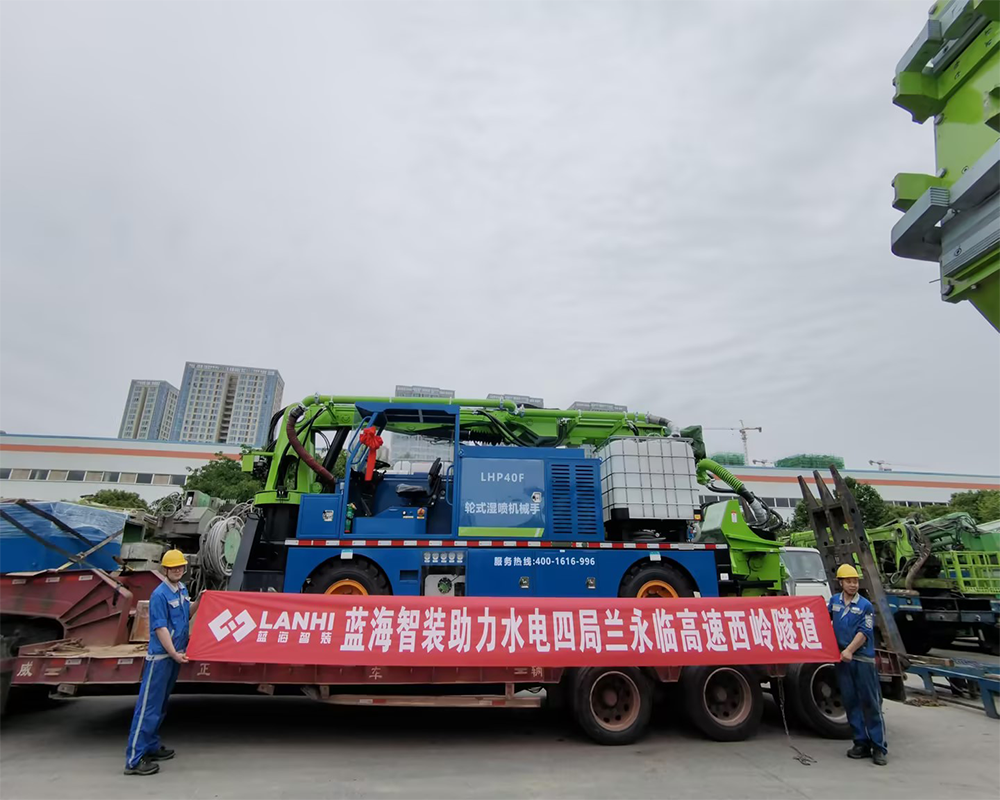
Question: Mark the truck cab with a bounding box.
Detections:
[780,547,831,600]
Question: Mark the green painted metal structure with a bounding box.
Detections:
[244,398,794,593]
[248,396,704,508]
[891,0,1000,330]
[783,516,1000,596]
[695,497,785,596]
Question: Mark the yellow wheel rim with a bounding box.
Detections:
[637,580,679,598]
[325,579,368,596]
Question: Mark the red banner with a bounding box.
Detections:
[189,592,839,667]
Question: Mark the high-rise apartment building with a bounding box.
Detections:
[118,380,179,440]
[171,362,284,447]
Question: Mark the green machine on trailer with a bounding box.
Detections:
[891,0,1000,330]
[783,513,1000,654]
[233,399,856,739]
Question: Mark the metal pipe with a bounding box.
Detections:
[299,396,671,428]
[301,395,515,411]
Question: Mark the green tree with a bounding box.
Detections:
[791,500,810,531]
[977,491,1000,523]
[185,453,263,503]
[82,489,150,511]
[789,478,887,531]
[844,476,887,529]
[879,504,917,523]
[333,451,348,479]
[913,504,952,522]
[948,490,1000,524]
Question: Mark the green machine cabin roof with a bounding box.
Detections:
[891,0,999,330]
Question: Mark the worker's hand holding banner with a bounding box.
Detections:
[190,592,839,667]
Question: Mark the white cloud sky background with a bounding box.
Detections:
[2,0,998,474]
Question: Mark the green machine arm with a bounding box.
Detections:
[246,396,706,506]
[891,0,1000,330]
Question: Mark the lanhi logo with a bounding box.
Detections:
[208,609,257,642]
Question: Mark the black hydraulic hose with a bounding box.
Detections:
[266,406,290,450]
[321,427,349,474]
[905,524,932,592]
[275,408,326,482]
[286,405,337,487]
[474,409,561,448]
[473,410,521,445]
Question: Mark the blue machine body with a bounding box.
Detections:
[283,543,721,598]
[281,402,723,598]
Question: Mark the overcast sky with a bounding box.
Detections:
[1,1,998,475]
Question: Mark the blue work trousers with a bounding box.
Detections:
[125,655,180,768]
[836,659,887,754]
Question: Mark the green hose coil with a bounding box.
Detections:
[696,458,745,492]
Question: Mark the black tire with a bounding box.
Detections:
[783,662,850,739]
[978,625,1000,656]
[541,678,570,721]
[304,559,391,596]
[898,621,933,656]
[618,562,695,599]
[0,631,63,716]
[682,665,763,742]
[930,631,958,651]
[0,636,12,718]
[570,667,653,745]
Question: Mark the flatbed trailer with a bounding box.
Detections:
[8,636,801,745]
[0,424,865,744]
[2,567,834,745]
[905,655,1000,719]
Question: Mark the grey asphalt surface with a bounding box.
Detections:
[2,679,998,800]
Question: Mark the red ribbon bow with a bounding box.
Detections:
[359,426,384,481]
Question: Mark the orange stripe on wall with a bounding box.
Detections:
[732,474,999,491]
[0,444,240,461]
[1,445,995,491]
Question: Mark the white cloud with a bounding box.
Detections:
[1,0,997,474]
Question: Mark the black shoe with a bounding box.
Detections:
[873,750,888,766]
[124,758,159,776]
[847,744,871,759]
[148,746,175,761]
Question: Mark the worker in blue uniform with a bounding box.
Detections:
[124,549,199,776]
[829,563,887,766]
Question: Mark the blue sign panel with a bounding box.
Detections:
[458,458,545,537]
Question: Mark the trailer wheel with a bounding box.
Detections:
[977,625,999,656]
[0,636,12,718]
[304,559,391,596]
[682,665,762,742]
[783,662,850,739]
[898,622,934,656]
[0,628,62,716]
[619,563,694,599]
[571,667,653,745]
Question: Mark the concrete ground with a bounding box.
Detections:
[2,680,998,800]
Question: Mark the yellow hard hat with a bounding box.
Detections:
[161,549,188,568]
[836,564,860,579]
